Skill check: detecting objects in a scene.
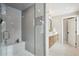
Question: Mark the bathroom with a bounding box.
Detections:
[46,3,79,56]
[0,3,46,56]
[1,3,79,56]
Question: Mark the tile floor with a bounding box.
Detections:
[49,41,79,56]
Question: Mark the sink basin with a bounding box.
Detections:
[49,32,58,36]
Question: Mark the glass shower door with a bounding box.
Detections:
[0,3,7,56]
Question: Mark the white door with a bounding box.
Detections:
[67,17,77,47]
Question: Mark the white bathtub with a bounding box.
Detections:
[1,41,34,56]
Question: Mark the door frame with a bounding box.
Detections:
[63,17,77,47]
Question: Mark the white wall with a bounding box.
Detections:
[52,16,62,43]
[22,5,34,54]
[6,6,22,45]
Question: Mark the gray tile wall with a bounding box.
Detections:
[22,5,34,54]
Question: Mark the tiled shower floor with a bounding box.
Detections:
[0,42,34,56]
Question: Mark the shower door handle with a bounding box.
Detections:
[3,31,10,40]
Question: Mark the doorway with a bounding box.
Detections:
[63,17,77,47]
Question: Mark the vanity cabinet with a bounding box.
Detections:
[49,34,59,48]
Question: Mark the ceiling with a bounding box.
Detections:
[6,3,79,16]
[6,3,34,10]
[46,3,79,16]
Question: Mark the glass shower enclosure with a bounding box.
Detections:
[0,3,46,56]
[0,4,7,56]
